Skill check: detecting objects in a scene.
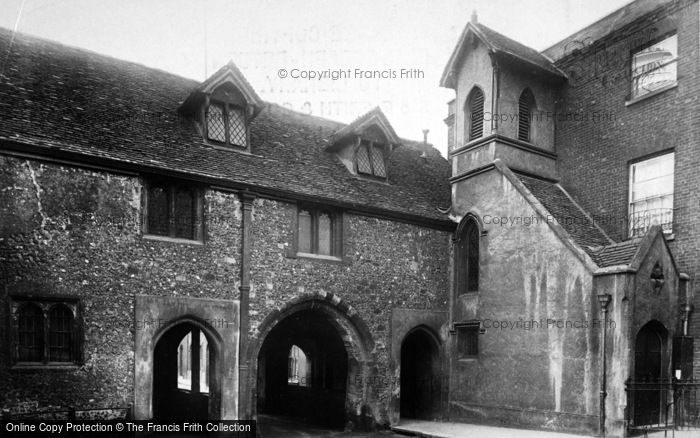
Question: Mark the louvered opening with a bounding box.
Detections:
[518,89,534,142]
[468,88,484,141]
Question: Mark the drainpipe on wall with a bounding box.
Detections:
[238,190,255,419]
[680,273,693,336]
[597,293,612,438]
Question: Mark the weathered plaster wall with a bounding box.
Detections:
[497,68,557,151]
[449,169,598,433]
[597,232,681,437]
[245,198,451,426]
[454,40,494,149]
[0,155,242,415]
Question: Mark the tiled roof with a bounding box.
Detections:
[588,239,642,268]
[441,21,565,87]
[543,0,677,61]
[473,23,564,77]
[516,174,612,258]
[0,28,451,225]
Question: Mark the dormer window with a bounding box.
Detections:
[356,140,387,178]
[206,101,247,147]
[178,61,263,153]
[326,107,399,180]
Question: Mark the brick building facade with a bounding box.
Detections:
[442,0,698,436]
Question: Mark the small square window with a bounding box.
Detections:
[456,324,479,359]
[297,206,342,258]
[631,33,677,100]
[11,297,81,365]
[145,180,204,241]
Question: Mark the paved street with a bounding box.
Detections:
[257,415,402,438]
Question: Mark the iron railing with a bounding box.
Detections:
[628,208,673,238]
[625,378,700,436]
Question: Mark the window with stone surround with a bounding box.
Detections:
[11,297,81,365]
[296,206,343,258]
[455,217,480,294]
[456,323,479,359]
[628,152,674,237]
[630,33,677,100]
[144,180,204,242]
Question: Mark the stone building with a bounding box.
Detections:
[0,27,453,429]
[442,0,698,436]
[2,0,700,436]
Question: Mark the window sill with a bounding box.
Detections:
[457,357,478,363]
[12,363,80,371]
[208,142,250,153]
[294,252,345,264]
[142,234,204,246]
[625,82,678,107]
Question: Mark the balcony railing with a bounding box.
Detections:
[628,208,673,238]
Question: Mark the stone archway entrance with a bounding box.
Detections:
[133,295,238,421]
[257,309,348,427]
[153,322,219,421]
[400,327,441,420]
[633,320,668,426]
[248,295,374,431]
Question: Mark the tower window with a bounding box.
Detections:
[456,218,480,294]
[466,87,485,141]
[518,88,535,142]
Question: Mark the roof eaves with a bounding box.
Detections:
[440,22,495,88]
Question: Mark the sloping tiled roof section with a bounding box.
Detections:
[0,28,451,224]
[543,0,676,61]
[517,175,611,257]
[588,238,642,268]
[328,106,401,147]
[474,23,565,77]
[441,21,564,87]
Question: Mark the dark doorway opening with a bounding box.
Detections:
[400,328,441,420]
[257,309,348,428]
[633,320,668,426]
[153,323,218,421]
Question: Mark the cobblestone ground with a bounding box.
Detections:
[257,415,402,437]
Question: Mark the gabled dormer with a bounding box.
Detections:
[179,61,264,152]
[327,107,401,182]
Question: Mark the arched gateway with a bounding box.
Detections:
[248,295,374,429]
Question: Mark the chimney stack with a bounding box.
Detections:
[422,129,429,145]
[471,10,478,24]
